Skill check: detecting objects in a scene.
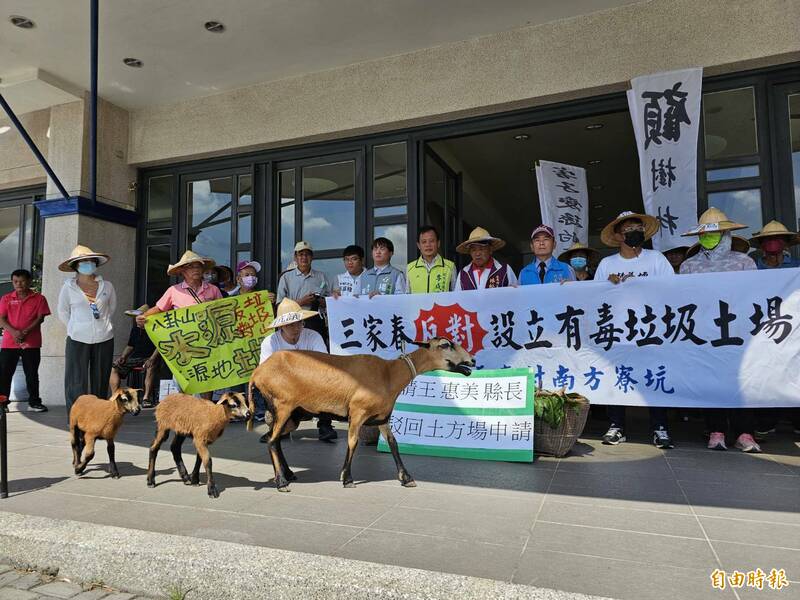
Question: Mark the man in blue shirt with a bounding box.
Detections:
[519,225,576,285]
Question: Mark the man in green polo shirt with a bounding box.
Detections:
[406,226,456,293]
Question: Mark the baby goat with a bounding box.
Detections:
[146,392,250,498]
[69,388,142,478]
[249,337,474,492]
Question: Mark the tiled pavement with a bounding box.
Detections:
[1,405,798,600]
[0,563,149,599]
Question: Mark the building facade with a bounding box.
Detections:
[1,0,799,403]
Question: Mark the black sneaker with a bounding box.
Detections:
[653,426,674,449]
[28,402,48,413]
[318,423,338,442]
[602,427,625,445]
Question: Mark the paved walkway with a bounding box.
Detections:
[0,563,149,599]
[1,405,798,599]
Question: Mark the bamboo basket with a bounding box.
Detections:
[534,390,590,457]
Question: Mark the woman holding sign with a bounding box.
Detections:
[137,250,221,400]
[57,245,117,418]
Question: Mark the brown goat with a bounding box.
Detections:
[69,388,142,478]
[249,337,475,491]
[146,392,250,498]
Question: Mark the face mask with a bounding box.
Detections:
[623,230,645,248]
[570,257,587,270]
[242,275,258,288]
[761,239,785,254]
[203,273,216,283]
[699,232,722,250]
[76,262,96,275]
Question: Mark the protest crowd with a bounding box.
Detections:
[1,208,799,455]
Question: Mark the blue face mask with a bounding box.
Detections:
[76,261,97,275]
[570,257,587,270]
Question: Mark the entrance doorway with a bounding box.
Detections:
[424,110,641,273]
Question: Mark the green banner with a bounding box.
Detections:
[145,291,274,394]
[378,368,535,462]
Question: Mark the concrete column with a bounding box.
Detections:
[36,97,137,407]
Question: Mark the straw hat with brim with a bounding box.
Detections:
[681,207,747,237]
[749,220,800,246]
[167,250,215,276]
[124,304,150,317]
[686,235,751,258]
[558,242,600,263]
[58,245,110,272]
[600,211,660,248]
[456,227,506,254]
[267,299,319,330]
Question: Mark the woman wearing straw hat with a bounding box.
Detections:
[558,242,600,281]
[679,208,761,453]
[453,227,518,290]
[750,220,800,270]
[255,298,330,443]
[56,245,117,417]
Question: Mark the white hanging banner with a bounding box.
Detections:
[627,68,703,251]
[327,269,800,408]
[535,161,589,257]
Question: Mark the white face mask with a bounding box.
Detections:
[76,261,97,275]
[242,275,257,288]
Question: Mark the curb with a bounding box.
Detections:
[0,511,613,600]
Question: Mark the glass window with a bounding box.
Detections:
[279,169,296,270]
[374,205,408,218]
[187,177,233,268]
[424,154,447,242]
[706,165,759,182]
[147,175,173,222]
[373,223,408,270]
[238,174,252,207]
[236,251,251,268]
[145,245,171,306]
[309,256,346,284]
[789,94,800,225]
[302,161,355,250]
[147,228,172,239]
[374,142,407,202]
[703,88,758,160]
[707,189,762,238]
[22,204,35,271]
[238,214,252,245]
[0,205,22,275]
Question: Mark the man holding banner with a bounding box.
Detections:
[454,227,517,291]
[595,211,674,449]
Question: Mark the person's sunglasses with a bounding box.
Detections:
[89,302,100,320]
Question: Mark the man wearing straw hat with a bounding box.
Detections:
[256,298,333,442]
[679,207,761,453]
[750,220,800,271]
[595,212,674,449]
[453,227,518,291]
[137,250,222,400]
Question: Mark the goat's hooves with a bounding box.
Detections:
[146,481,156,488]
[276,485,291,493]
[110,472,121,479]
[343,481,356,489]
[401,479,417,488]
[285,471,298,482]
[207,486,219,498]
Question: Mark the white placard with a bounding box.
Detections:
[536,160,589,257]
[628,68,703,250]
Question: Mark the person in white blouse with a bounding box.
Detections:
[57,245,117,416]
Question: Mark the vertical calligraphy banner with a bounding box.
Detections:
[536,161,589,257]
[627,67,703,251]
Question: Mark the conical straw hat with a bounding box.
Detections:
[456,227,506,254]
[58,245,110,272]
[749,220,799,246]
[600,211,660,248]
[167,250,215,276]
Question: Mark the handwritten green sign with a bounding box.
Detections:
[145,291,274,393]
